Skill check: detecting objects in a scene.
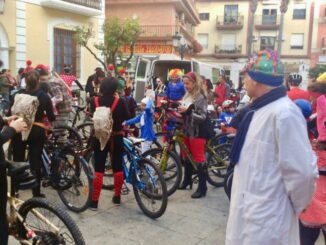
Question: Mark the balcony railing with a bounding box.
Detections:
[216,15,244,30]
[62,0,102,10]
[215,45,242,57]
[255,15,280,30]
[140,25,179,39]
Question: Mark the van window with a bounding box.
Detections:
[136,60,148,79]
[193,62,200,74]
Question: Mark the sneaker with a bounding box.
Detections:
[89,201,98,211]
[112,196,121,205]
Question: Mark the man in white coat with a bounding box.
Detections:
[226,49,318,245]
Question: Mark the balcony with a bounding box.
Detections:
[40,0,102,16]
[255,15,280,30]
[139,25,179,41]
[216,15,244,30]
[214,44,242,58]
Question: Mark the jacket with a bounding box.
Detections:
[182,93,208,138]
[125,99,156,141]
[165,80,186,101]
[215,80,230,105]
[226,97,317,245]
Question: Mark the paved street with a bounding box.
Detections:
[10,183,324,245]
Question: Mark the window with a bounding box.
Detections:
[54,28,80,76]
[293,4,306,19]
[197,33,209,49]
[290,34,304,49]
[224,5,239,24]
[262,9,277,25]
[199,13,210,21]
[260,36,275,50]
[221,34,236,51]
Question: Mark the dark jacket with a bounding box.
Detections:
[0,118,15,165]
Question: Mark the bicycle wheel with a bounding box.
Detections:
[17,197,85,245]
[52,125,83,150]
[224,169,233,200]
[206,144,231,187]
[76,122,94,148]
[57,147,93,213]
[142,148,182,196]
[132,158,168,219]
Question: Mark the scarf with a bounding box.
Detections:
[230,86,287,165]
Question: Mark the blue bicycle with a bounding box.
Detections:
[121,137,168,219]
[85,135,168,219]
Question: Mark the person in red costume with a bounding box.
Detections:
[214,74,230,106]
[287,73,310,102]
[60,65,76,88]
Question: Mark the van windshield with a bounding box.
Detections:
[152,60,191,84]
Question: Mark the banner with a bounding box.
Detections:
[122,45,173,54]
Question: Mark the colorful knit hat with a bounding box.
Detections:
[169,69,184,79]
[246,49,284,87]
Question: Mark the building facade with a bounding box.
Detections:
[195,0,315,87]
[311,1,326,67]
[0,0,105,82]
[106,0,201,58]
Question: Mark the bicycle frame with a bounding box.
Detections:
[122,138,157,190]
[161,129,228,172]
[7,177,60,244]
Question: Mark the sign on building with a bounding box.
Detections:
[319,56,326,64]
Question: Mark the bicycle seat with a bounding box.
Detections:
[128,137,145,145]
[7,161,30,177]
[72,105,86,111]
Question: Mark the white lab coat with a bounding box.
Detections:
[226,97,318,245]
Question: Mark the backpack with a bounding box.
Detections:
[11,93,40,140]
[92,97,119,150]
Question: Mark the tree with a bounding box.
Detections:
[75,17,142,74]
[309,65,326,80]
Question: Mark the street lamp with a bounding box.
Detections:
[172,32,187,60]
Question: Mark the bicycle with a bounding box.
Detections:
[84,135,168,219]
[6,160,85,244]
[40,125,94,213]
[151,122,231,189]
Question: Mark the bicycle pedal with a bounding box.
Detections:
[121,184,130,195]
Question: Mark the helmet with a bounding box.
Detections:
[317,72,326,83]
[288,73,302,86]
[222,100,235,109]
[294,99,312,119]
[168,69,183,80]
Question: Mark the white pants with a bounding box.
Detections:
[141,141,152,154]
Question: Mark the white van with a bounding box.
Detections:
[133,54,224,102]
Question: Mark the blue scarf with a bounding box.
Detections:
[230,86,287,165]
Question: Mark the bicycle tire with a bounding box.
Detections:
[206,144,231,187]
[142,148,182,196]
[132,158,168,219]
[224,169,233,200]
[17,197,85,245]
[57,147,93,213]
[76,122,94,149]
[52,125,83,150]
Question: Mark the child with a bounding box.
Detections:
[219,100,236,127]
[124,97,156,153]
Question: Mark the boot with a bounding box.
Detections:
[32,177,45,198]
[112,171,124,205]
[191,164,207,199]
[179,160,193,190]
[90,172,104,211]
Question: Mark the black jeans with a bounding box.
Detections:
[300,221,326,245]
[0,163,8,245]
[11,126,46,182]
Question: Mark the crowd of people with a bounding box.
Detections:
[0,47,325,245]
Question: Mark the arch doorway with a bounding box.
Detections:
[0,25,9,69]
